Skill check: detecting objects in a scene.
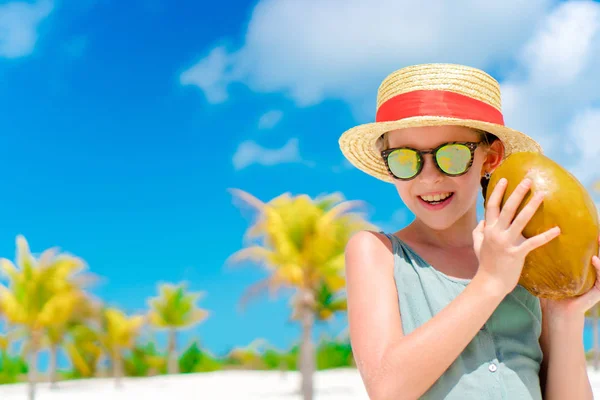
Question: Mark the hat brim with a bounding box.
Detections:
[338,116,543,183]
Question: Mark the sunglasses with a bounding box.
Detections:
[381,141,481,181]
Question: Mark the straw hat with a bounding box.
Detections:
[338,63,542,183]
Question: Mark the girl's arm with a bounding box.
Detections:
[539,299,594,400]
[346,231,507,400]
[346,179,558,399]
[538,242,600,400]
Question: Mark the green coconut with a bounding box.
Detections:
[484,152,599,299]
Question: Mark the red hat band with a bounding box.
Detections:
[375,89,505,126]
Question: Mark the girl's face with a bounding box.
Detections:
[386,125,503,231]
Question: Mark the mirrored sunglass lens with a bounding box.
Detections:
[436,144,471,175]
[388,149,420,178]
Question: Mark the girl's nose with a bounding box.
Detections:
[417,155,443,184]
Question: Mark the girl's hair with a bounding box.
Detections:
[375,128,500,200]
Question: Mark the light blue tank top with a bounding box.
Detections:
[383,233,544,400]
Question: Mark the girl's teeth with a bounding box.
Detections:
[421,193,451,202]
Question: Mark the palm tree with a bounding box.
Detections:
[124,341,167,377]
[99,307,145,388]
[43,294,101,387]
[297,281,347,322]
[0,329,28,384]
[64,322,104,378]
[228,190,374,400]
[147,282,209,374]
[0,235,91,400]
[0,334,8,352]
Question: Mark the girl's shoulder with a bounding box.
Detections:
[346,229,393,255]
[344,230,396,276]
[345,227,417,265]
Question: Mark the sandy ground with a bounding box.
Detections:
[0,368,368,400]
[2,367,600,399]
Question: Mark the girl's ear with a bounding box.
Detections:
[483,140,505,174]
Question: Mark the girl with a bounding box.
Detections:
[339,63,600,399]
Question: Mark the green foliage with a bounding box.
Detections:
[60,369,86,381]
[587,349,594,361]
[148,283,208,330]
[316,338,354,370]
[260,338,354,371]
[219,338,354,371]
[0,336,356,385]
[124,341,167,377]
[0,350,27,384]
[178,341,222,373]
[261,347,297,370]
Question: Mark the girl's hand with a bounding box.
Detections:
[541,236,600,322]
[472,177,561,296]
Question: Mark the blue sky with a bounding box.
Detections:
[0,0,404,358]
[1,0,600,366]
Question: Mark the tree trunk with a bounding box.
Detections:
[27,331,41,400]
[594,305,599,370]
[279,358,287,380]
[113,349,124,388]
[167,329,178,375]
[299,289,316,400]
[49,344,59,389]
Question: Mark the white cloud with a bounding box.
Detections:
[232,138,313,170]
[257,109,283,129]
[331,159,354,174]
[565,108,600,183]
[0,0,53,58]
[499,1,600,185]
[519,1,600,87]
[185,0,600,187]
[180,46,239,104]
[181,0,553,116]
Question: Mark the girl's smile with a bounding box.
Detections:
[417,192,455,210]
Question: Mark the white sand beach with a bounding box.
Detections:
[0,368,368,400]
[2,367,600,399]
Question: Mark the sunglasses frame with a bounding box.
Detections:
[381,141,482,181]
